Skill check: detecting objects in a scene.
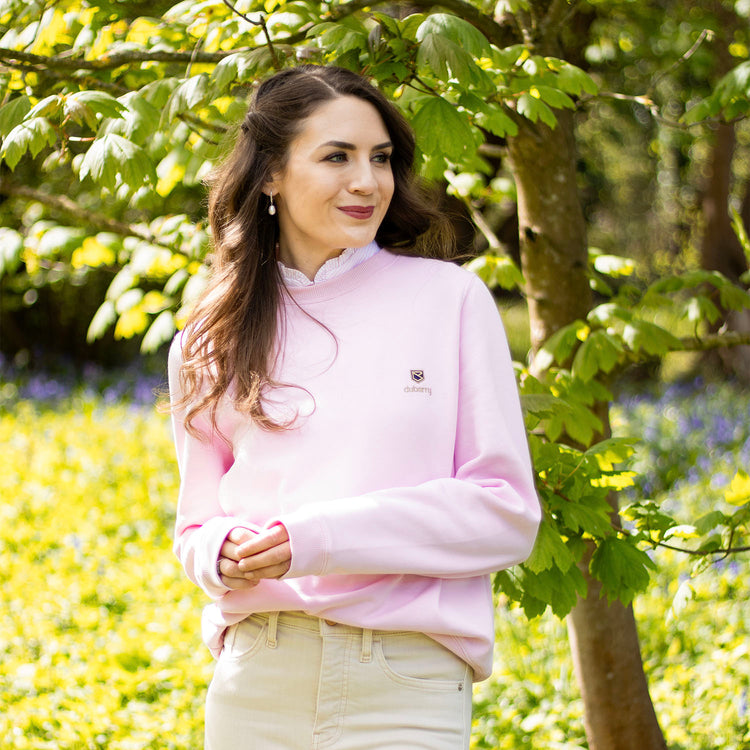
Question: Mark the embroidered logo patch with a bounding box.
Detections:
[410,370,425,383]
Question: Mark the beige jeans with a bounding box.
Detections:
[205,611,473,749]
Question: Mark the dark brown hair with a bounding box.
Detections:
[177,65,454,436]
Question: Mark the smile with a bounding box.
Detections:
[338,206,375,219]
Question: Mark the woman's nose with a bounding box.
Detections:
[349,159,377,193]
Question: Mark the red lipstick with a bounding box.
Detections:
[338,206,374,219]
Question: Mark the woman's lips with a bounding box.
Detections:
[338,206,374,219]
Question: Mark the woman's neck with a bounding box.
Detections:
[278,245,346,281]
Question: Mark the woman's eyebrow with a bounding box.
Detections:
[319,140,393,151]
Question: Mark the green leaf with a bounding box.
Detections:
[162,74,210,124]
[141,309,176,353]
[684,295,721,324]
[64,91,125,130]
[525,520,575,574]
[417,32,485,86]
[493,569,523,601]
[694,510,729,535]
[561,402,603,446]
[572,330,623,381]
[1,117,57,169]
[714,60,750,109]
[621,320,683,356]
[558,500,612,537]
[535,320,587,370]
[87,300,117,342]
[519,564,587,618]
[516,93,557,128]
[622,501,677,537]
[585,437,637,468]
[587,302,632,327]
[371,11,401,37]
[590,537,655,605]
[532,85,575,110]
[37,226,85,257]
[139,78,181,108]
[492,44,527,70]
[718,280,750,311]
[681,97,719,125]
[592,253,636,277]
[79,134,156,193]
[415,13,490,58]
[0,227,23,275]
[471,100,519,138]
[99,92,160,144]
[26,94,64,121]
[0,95,31,138]
[465,254,523,291]
[555,62,598,97]
[411,97,474,161]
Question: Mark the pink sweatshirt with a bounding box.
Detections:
[168,249,540,680]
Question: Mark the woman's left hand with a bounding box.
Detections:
[233,524,292,580]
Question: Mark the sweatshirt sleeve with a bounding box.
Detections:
[168,335,259,598]
[271,273,541,579]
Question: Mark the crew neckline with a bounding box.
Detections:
[281,248,398,304]
[279,242,380,287]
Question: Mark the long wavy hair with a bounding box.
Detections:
[177,65,455,436]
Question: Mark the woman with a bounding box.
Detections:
[169,65,540,750]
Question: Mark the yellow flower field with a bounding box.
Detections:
[1,399,211,748]
[2,385,747,749]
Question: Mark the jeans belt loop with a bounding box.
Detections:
[266,612,279,649]
[360,628,373,663]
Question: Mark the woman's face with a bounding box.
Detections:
[270,95,395,272]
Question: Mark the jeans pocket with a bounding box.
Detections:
[221,616,267,661]
[375,632,469,691]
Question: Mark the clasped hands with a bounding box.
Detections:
[217,524,291,589]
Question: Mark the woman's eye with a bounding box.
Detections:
[372,152,392,164]
[325,152,347,163]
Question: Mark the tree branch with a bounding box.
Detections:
[221,0,281,70]
[647,28,714,99]
[0,46,239,71]
[545,482,750,558]
[679,330,750,350]
[611,520,750,558]
[0,179,188,257]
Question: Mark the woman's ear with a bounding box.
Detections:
[263,172,282,197]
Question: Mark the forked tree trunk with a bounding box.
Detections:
[507,113,668,750]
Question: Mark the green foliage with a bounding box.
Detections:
[0,0,601,350]
[481,247,750,619]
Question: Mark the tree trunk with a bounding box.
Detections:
[507,113,668,750]
[507,112,590,351]
[568,559,668,749]
[699,122,750,381]
[698,1,750,380]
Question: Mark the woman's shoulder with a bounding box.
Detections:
[384,250,484,296]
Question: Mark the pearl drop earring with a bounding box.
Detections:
[268,193,276,216]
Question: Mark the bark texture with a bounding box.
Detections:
[699,122,750,381]
[507,112,590,352]
[567,563,668,750]
[507,114,668,750]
